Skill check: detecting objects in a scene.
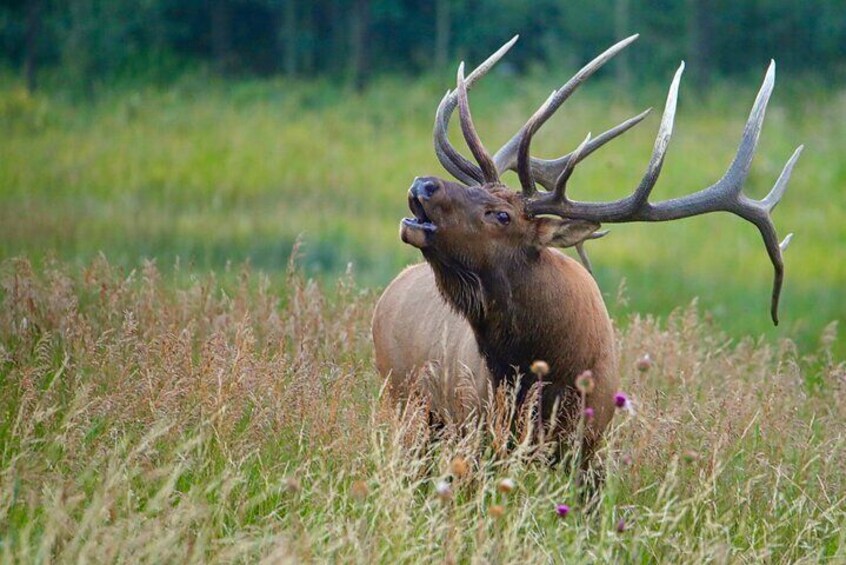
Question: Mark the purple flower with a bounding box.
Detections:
[616,518,626,533]
[583,407,595,421]
[556,504,570,518]
[614,392,636,415]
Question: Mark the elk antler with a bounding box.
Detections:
[526,61,802,325]
[456,62,500,184]
[497,34,652,195]
[433,36,801,325]
[433,36,518,185]
[434,35,650,187]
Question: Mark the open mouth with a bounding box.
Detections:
[402,195,436,232]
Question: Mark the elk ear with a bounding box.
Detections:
[535,218,601,248]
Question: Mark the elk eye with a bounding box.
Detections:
[495,211,511,225]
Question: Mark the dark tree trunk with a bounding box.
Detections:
[282,0,297,76]
[349,0,370,91]
[24,0,41,93]
[210,0,230,74]
[434,0,451,69]
[302,1,315,74]
[326,0,345,74]
[687,0,714,88]
[614,0,632,93]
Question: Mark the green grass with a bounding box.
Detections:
[0,257,843,562]
[1,69,843,561]
[1,72,842,356]
[0,69,846,562]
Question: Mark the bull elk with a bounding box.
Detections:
[372,35,801,462]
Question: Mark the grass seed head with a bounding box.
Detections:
[683,450,701,463]
[351,480,369,501]
[284,477,301,493]
[450,456,469,478]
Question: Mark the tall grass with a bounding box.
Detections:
[1,256,843,561]
[0,73,843,354]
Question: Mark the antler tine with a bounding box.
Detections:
[574,229,609,275]
[552,132,593,202]
[528,108,652,190]
[516,90,558,197]
[433,35,519,185]
[527,61,803,325]
[434,91,486,185]
[493,34,641,178]
[457,62,500,184]
[740,144,802,324]
[628,62,685,210]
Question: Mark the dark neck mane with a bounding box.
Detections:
[424,248,553,390]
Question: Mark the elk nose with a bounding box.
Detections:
[411,177,439,200]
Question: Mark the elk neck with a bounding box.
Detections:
[424,246,595,392]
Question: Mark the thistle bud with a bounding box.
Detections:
[435,480,452,501]
[576,370,595,394]
[635,353,653,372]
[531,360,550,377]
[497,478,516,494]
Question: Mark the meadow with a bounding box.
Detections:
[0,69,844,561]
[0,256,843,561]
[0,72,844,352]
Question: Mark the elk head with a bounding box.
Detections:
[401,34,802,325]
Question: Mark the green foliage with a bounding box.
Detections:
[0,74,842,355]
[1,0,845,90]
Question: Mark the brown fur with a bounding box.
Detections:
[373,177,618,455]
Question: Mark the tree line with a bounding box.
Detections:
[1,0,844,93]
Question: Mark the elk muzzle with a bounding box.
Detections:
[400,177,438,249]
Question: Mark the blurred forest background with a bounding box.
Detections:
[1,0,845,91]
[0,0,844,354]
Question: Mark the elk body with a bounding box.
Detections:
[372,35,801,459]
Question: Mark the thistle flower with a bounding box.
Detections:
[616,518,627,533]
[635,353,653,372]
[435,480,452,501]
[575,370,595,394]
[497,478,516,494]
[614,392,635,414]
[556,504,570,518]
[583,407,595,421]
[530,360,550,377]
